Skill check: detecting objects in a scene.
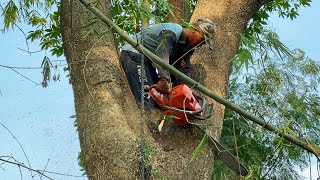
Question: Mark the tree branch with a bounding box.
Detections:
[0,156,88,179]
[0,65,40,86]
[0,157,53,180]
[0,123,34,178]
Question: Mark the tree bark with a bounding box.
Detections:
[60,0,269,179]
[60,0,142,179]
[168,0,190,23]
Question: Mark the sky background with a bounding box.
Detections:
[0,1,319,180]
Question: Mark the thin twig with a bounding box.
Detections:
[0,123,34,179]
[0,157,89,178]
[261,157,281,179]
[232,112,241,176]
[40,159,50,180]
[0,64,67,70]
[19,165,23,180]
[0,158,53,180]
[0,65,40,86]
[15,25,30,55]
[17,47,43,54]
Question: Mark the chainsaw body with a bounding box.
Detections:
[149,84,212,126]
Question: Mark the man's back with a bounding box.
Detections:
[121,23,182,54]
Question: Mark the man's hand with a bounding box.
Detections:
[156,79,170,94]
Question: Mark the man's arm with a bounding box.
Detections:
[154,30,177,81]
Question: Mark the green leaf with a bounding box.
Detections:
[27,30,43,42]
[191,134,208,161]
[2,1,19,31]
[69,115,77,118]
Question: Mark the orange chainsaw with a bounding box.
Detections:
[149,84,249,176]
[148,84,213,126]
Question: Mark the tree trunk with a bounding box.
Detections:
[60,0,142,178]
[60,0,268,179]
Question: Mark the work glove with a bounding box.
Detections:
[156,78,170,95]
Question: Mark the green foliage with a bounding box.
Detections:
[265,0,311,20]
[216,109,308,179]
[77,151,87,175]
[305,138,320,157]
[69,115,77,118]
[228,3,320,177]
[2,1,19,31]
[219,1,320,171]
[218,46,320,178]
[111,0,176,45]
[233,0,312,72]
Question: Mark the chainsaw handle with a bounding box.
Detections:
[163,96,206,115]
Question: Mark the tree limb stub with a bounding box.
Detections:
[78,0,320,159]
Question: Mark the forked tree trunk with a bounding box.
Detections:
[60,0,268,179]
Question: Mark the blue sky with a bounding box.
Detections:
[0,34,84,179]
[0,1,319,179]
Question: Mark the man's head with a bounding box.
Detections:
[192,18,216,50]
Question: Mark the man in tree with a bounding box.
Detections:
[120,18,216,109]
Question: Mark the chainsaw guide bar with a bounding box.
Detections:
[195,123,249,176]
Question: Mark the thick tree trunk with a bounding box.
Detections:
[60,1,142,179]
[60,0,268,179]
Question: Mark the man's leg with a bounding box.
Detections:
[120,50,158,110]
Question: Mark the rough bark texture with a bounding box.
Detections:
[60,0,268,179]
[168,0,191,23]
[190,0,267,140]
[60,0,141,179]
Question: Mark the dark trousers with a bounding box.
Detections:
[120,50,159,110]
